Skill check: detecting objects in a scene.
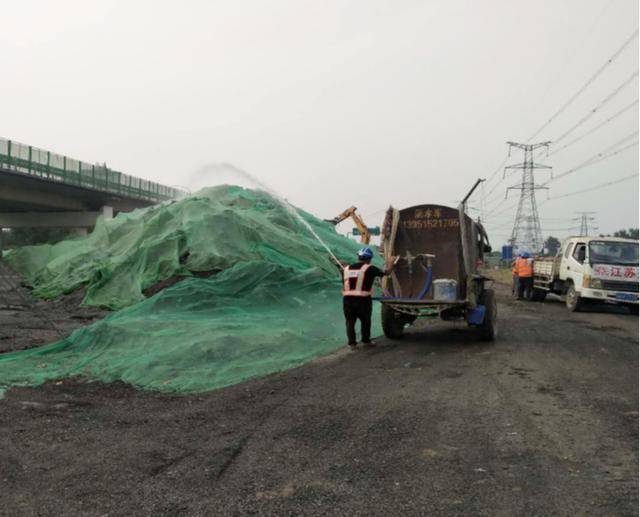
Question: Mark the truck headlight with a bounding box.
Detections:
[590,278,603,289]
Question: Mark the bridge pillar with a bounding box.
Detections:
[0,206,115,246]
[0,211,102,229]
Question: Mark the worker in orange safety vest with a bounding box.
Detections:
[341,247,397,350]
[511,259,519,297]
[516,252,534,299]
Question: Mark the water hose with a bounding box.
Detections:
[417,264,433,300]
[378,263,433,301]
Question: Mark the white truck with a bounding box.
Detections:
[531,236,639,314]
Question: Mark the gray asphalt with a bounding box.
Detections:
[0,282,637,516]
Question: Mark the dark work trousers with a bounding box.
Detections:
[512,274,519,297]
[343,296,373,345]
[518,276,533,299]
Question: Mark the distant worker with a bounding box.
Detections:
[342,247,397,350]
[516,252,534,300]
[511,257,519,297]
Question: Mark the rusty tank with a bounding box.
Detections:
[376,180,497,340]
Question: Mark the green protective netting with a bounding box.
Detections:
[0,185,381,394]
[5,185,362,310]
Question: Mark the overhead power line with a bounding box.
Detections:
[535,0,617,103]
[541,173,639,203]
[487,215,574,223]
[483,26,638,206]
[544,70,638,149]
[484,157,510,187]
[359,153,635,226]
[485,215,578,230]
[478,156,512,205]
[484,135,637,220]
[485,138,638,218]
[483,72,635,205]
[482,171,510,204]
[486,198,522,220]
[531,71,638,163]
[527,27,639,142]
[488,167,638,222]
[490,137,637,218]
[548,98,639,156]
[542,135,638,186]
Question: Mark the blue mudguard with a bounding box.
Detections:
[466,305,485,325]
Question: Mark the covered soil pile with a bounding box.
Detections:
[5,186,355,309]
[0,186,369,394]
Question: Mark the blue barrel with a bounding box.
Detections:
[501,245,513,260]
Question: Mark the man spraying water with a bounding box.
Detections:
[341,247,398,350]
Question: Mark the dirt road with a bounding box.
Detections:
[1,282,637,516]
[0,262,106,353]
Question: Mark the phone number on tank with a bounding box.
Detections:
[402,219,460,229]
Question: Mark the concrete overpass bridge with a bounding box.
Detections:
[0,137,182,234]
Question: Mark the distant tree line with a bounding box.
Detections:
[600,228,639,240]
[544,236,561,256]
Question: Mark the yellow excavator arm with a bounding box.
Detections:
[330,206,371,245]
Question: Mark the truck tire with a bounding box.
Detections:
[478,288,498,341]
[531,288,547,302]
[565,283,583,312]
[381,304,405,339]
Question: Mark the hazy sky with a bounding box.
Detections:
[2,0,638,244]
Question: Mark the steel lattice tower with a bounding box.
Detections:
[575,212,597,236]
[504,141,552,254]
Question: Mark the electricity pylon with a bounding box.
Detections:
[574,212,597,236]
[504,141,552,254]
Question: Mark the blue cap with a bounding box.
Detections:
[521,252,531,258]
[357,247,374,260]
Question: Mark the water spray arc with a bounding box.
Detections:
[192,163,345,268]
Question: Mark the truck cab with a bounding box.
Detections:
[557,236,638,312]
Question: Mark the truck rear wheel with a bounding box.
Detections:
[381,304,405,339]
[478,288,498,341]
[531,288,547,302]
[565,283,582,312]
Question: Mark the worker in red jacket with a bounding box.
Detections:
[341,247,397,350]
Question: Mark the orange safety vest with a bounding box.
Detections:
[342,264,373,297]
[516,257,533,277]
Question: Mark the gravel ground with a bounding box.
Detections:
[0,280,637,516]
[0,262,107,353]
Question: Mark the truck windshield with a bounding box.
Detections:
[589,241,639,266]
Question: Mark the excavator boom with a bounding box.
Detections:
[330,206,371,244]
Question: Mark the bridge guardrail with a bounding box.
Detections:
[0,137,182,202]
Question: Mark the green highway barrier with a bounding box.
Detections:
[0,137,181,202]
